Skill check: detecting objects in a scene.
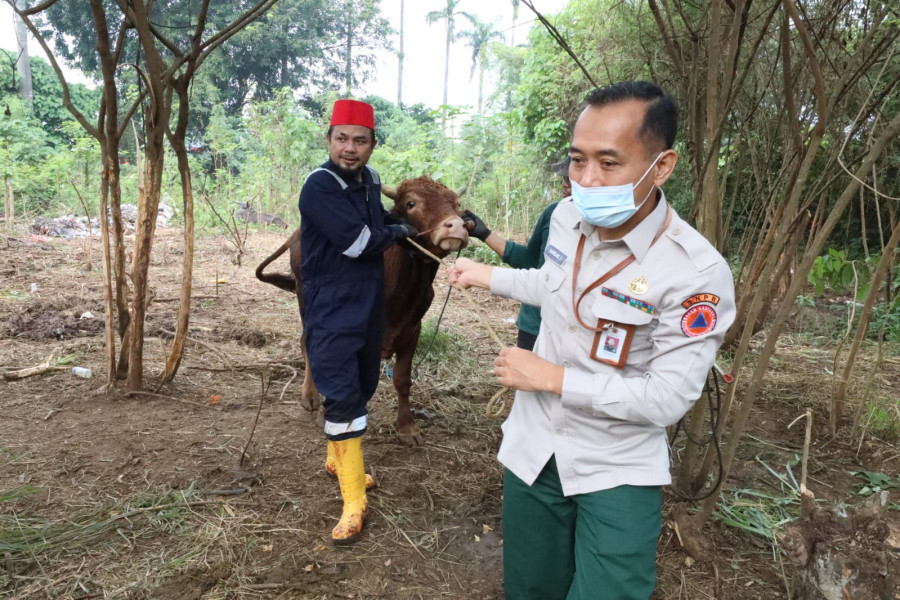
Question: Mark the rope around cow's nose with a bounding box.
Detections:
[404,237,510,418]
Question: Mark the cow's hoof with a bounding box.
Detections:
[301,394,321,412]
[397,426,424,447]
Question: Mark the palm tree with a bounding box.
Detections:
[459,15,504,116]
[426,0,471,117]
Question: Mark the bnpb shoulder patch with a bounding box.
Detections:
[681,304,717,337]
[681,293,720,309]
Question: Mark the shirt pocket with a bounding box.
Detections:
[540,262,567,293]
[590,293,656,360]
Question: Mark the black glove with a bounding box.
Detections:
[462,210,491,241]
[396,223,418,238]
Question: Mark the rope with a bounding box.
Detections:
[667,369,726,501]
[403,237,512,416]
[411,249,460,380]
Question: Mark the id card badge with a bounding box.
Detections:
[589,320,634,368]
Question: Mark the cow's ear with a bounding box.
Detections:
[381,185,399,201]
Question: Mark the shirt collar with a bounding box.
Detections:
[567,190,670,263]
[623,191,668,262]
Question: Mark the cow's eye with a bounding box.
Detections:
[406,201,416,210]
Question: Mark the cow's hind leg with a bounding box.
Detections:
[392,338,424,446]
[300,333,321,411]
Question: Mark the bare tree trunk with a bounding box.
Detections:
[5,179,14,232]
[477,53,484,116]
[88,0,132,381]
[694,0,723,248]
[442,24,450,106]
[162,80,196,382]
[124,0,175,391]
[397,0,404,107]
[126,119,167,390]
[13,0,32,105]
[98,143,117,384]
[345,1,353,96]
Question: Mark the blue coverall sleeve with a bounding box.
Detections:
[299,173,405,258]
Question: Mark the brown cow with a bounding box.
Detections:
[256,176,469,445]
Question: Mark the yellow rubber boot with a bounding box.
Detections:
[329,437,368,545]
[326,443,376,490]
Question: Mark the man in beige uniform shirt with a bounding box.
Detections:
[449,81,735,599]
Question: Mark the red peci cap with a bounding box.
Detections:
[329,99,375,131]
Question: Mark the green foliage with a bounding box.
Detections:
[805,249,900,342]
[868,297,900,343]
[857,403,900,442]
[413,317,470,364]
[458,242,504,266]
[1,51,101,216]
[1,50,100,146]
[1,98,55,213]
[794,294,816,309]
[808,249,871,297]
[851,471,900,496]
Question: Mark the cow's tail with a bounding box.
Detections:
[255,229,298,293]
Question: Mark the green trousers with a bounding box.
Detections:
[502,456,662,600]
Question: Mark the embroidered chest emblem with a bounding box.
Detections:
[601,287,657,315]
[545,244,567,265]
[629,276,649,295]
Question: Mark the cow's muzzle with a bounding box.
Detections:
[432,217,469,252]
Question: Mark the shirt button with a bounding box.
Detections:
[575,287,583,294]
[563,360,571,368]
[555,428,564,435]
[592,252,600,261]
[544,273,550,281]
[568,325,576,332]
[672,226,681,235]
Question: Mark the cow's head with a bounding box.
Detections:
[382,176,469,256]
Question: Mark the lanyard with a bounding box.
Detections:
[571,206,672,332]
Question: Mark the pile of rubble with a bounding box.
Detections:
[31,203,174,239]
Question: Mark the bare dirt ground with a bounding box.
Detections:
[1,228,898,600]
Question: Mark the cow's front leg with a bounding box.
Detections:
[392,341,423,446]
[300,333,321,411]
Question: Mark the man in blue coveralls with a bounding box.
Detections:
[298,99,417,545]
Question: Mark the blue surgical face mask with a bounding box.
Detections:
[571,153,663,228]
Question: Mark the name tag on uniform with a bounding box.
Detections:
[545,244,567,265]
[589,320,634,368]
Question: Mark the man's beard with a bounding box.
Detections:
[332,161,363,180]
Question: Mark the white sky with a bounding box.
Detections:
[363,0,568,110]
[0,0,568,111]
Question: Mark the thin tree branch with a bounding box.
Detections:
[14,0,59,17]
[199,0,278,59]
[520,0,599,88]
